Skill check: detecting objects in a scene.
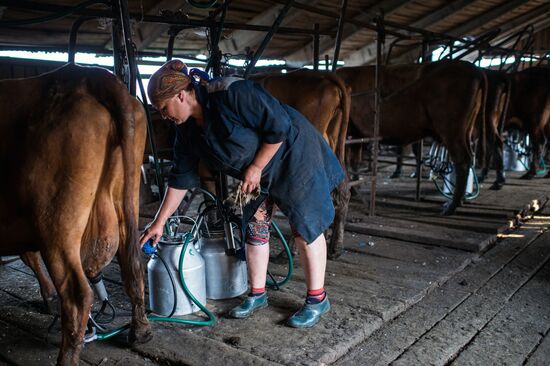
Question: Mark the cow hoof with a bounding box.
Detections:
[129,326,153,346]
[389,171,401,179]
[440,202,457,216]
[520,172,535,180]
[477,175,486,184]
[44,296,60,316]
[489,182,504,191]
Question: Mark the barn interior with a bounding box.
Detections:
[0,1,550,365]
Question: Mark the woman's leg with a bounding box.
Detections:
[287,233,330,328]
[295,233,327,290]
[229,200,272,318]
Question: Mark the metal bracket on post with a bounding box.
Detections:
[370,14,385,217]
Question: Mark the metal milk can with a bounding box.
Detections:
[198,228,248,300]
[147,234,206,316]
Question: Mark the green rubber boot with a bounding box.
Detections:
[287,296,330,328]
[228,293,268,319]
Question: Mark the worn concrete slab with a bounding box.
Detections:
[334,214,550,366]
[391,230,550,366]
[452,260,550,365]
[525,328,550,366]
[0,318,64,366]
[346,215,492,252]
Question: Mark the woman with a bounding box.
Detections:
[140,60,344,328]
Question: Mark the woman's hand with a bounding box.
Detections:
[139,220,165,247]
[242,163,262,194]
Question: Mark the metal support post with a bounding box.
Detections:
[415,39,429,202]
[205,4,228,76]
[243,0,294,78]
[332,0,348,72]
[313,23,320,71]
[112,0,137,96]
[370,16,384,217]
[325,54,330,70]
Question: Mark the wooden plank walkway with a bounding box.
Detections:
[0,169,549,365]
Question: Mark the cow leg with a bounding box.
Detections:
[40,245,93,366]
[442,163,468,216]
[409,142,421,178]
[390,145,403,179]
[116,249,152,346]
[442,142,471,216]
[522,129,545,179]
[491,137,506,190]
[20,251,58,315]
[328,178,351,259]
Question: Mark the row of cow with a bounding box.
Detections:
[1,59,548,365]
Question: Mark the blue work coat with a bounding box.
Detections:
[168,77,344,243]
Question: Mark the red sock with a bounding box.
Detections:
[306,288,326,304]
[249,287,266,296]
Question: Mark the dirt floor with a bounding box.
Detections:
[1,161,550,366]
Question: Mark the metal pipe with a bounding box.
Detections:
[345,137,381,145]
[313,23,320,71]
[68,16,96,63]
[332,0,348,72]
[0,0,333,35]
[136,68,165,200]
[243,0,294,78]
[369,16,384,217]
[325,54,329,71]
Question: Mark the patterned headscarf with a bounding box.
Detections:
[147,59,192,105]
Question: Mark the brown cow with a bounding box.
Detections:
[337,60,486,215]
[505,67,550,179]
[478,68,510,189]
[0,64,151,365]
[251,70,351,258]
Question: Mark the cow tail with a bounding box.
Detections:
[499,77,512,138]
[477,70,488,168]
[86,68,143,284]
[325,73,351,167]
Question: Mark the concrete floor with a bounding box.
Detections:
[1,165,549,366]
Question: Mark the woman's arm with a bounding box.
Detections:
[139,187,188,246]
[241,141,283,193]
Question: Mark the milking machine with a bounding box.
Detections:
[85,189,293,343]
[424,142,479,200]
[503,129,530,172]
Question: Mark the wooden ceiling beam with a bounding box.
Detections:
[343,0,477,66]
[345,0,533,66]
[398,1,550,64]
[447,0,531,37]
[285,0,409,66]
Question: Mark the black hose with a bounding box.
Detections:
[0,0,109,27]
[154,251,178,318]
[187,0,218,9]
